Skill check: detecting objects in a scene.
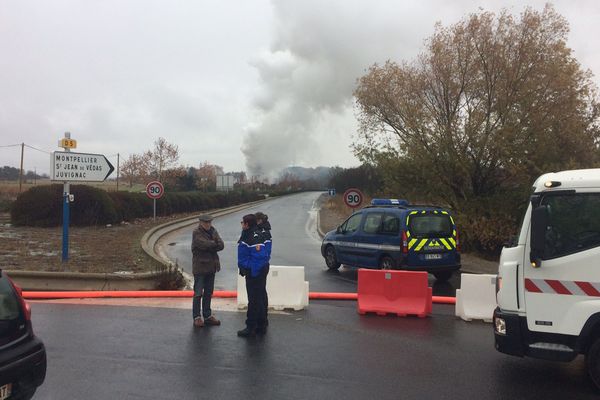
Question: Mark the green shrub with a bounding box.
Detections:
[69,185,119,226]
[11,184,63,227]
[12,185,264,226]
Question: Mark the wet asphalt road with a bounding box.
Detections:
[26,191,599,398]
[157,191,460,295]
[31,299,598,400]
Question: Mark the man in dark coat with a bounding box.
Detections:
[191,214,224,327]
[237,214,271,337]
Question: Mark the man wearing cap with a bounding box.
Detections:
[191,214,224,327]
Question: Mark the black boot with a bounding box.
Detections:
[237,327,256,338]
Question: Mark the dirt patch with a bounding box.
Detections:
[0,212,196,273]
[317,194,353,233]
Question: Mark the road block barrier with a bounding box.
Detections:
[455,273,497,322]
[237,266,309,311]
[357,269,432,317]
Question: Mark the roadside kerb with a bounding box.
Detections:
[8,198,272,291]
[141,198,272,267]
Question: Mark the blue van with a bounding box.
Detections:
[320,199,461,282]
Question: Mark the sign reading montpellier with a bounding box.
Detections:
[50,151,115,182]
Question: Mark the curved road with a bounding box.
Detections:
[158,191,460,295]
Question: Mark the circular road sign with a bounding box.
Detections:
[146,181,164,200]
[343,188,364,208]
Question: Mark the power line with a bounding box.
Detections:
[0,144,21,148]
[24,144,51,154]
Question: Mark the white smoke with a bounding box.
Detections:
[242,0,598,179]
[241,1,448,178]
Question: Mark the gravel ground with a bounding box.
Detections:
[0,212,189,273]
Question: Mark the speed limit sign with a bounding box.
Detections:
[343,188,364,209]
[146,181,164,200]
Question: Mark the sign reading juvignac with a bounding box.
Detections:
[50,151,115,182]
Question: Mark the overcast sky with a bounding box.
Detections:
[1,1,599,178]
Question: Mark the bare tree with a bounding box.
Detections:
[145,137,180,180]
[121,153,148,187]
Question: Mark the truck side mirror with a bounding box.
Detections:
[530,205,548,267]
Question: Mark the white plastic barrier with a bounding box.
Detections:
[455,273,497,323]
[237,266,309,311]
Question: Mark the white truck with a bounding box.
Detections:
[494,168,600,388]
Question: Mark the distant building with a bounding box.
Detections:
[216,175,237,192]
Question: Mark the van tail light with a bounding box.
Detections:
[455,230,461,252]
[401,230,409,254]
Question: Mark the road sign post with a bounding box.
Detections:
[51,133,115,263]
[145,181,164,220]
[343,188,364,212]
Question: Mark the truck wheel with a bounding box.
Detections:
[433,271,453,282]
[379,256,395,270]
[325,246,341,270]
[586,336,600,390]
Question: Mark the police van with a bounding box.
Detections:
[321,199,461,282]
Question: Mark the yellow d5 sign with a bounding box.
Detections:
[59,138,77,149]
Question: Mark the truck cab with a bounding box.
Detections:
[494,169,600,388]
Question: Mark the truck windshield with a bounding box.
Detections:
[541,193,600,258]
[408,213,453,238]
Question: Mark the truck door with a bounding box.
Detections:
[334,212,363,266]
[525,192,600,336]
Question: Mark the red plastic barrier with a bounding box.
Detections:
[357,269,432,317]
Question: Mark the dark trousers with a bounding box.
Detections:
[245,265,269,330]
[193,273,215,319]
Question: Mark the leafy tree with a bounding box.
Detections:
[353,5,600,254]
[328,165,383,196]
[120,154,148,187]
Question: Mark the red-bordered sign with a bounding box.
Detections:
[343,188,364,208]
[146,181,164,199]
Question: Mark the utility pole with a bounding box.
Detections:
[116,153,120,191]
[18,142,24,193]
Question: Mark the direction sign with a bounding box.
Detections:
[146,181,164,200]
[343,188,364,208]
[50,151,114,182]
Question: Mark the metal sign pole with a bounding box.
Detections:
[153,198,156,221]
[61,132,71,263]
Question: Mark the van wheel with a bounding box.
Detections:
[379,256,395,270]
[433,271,453,282]
[325,246,341,270]
[586,336,600,390]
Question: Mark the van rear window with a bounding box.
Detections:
[408,214,453,238]
[0,278,19,320]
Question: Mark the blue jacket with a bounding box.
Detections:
[237,226,271,277]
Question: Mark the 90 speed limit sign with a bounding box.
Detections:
[343,188,364,208]
[146,181,164,199]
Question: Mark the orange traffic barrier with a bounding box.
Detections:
[23,290,236,299]
[357,269,432,317]
[22,289,456,304]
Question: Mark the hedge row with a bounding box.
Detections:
[11,184,264,227]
